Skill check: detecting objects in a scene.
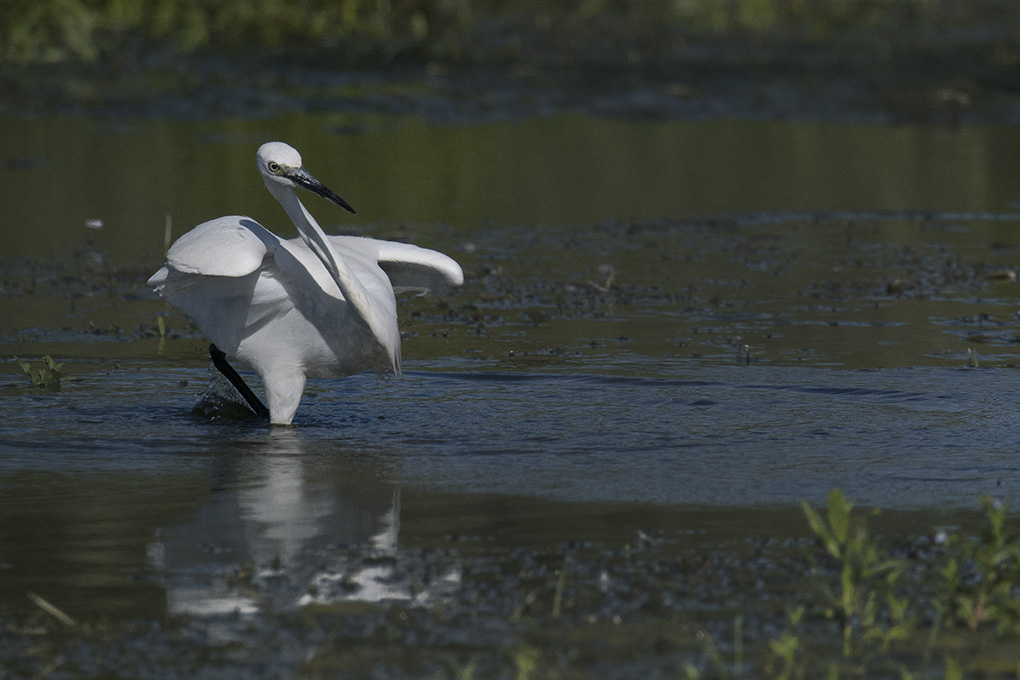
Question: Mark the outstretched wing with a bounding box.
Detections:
[324,237,464,295]
[147,216,291,353]
[378,241,463,294]
[154,216,276,280]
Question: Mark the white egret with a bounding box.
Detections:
[148,142,464,425]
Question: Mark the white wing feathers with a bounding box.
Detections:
[164,216,274,278]
[316,235,463,295]
[147,222,463,299]
[374,240,464,294]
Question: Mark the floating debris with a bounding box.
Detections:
[985,269,1017,282]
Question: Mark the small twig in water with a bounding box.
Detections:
[27,592,76,627]
[164,214,173,253]
[552,558,568,619]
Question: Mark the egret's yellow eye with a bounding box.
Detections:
[268,161,281,174]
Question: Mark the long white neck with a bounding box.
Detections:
[268,182,386,342]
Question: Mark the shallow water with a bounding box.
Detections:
[3,112,1020,626]
[1,361,1017,621]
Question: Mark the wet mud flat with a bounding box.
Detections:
[7,209,1020,371]
[1,498,1014,680]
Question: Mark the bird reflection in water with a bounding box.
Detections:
[147,430,460,617]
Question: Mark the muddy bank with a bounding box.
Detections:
[7,210,1020,372]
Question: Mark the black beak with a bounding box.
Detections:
[289,168,356,214]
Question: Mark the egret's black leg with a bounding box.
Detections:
[209,344,270,420]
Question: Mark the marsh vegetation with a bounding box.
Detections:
[4,0,1020,66]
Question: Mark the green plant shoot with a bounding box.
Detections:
[14,355,65,390]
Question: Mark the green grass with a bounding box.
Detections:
[481,490,1020,679]
[675,490,1020,679]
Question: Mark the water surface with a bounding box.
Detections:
[2,113,1020,624]
[2,115,1019,264]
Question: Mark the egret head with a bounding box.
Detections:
[256,142,355,214]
